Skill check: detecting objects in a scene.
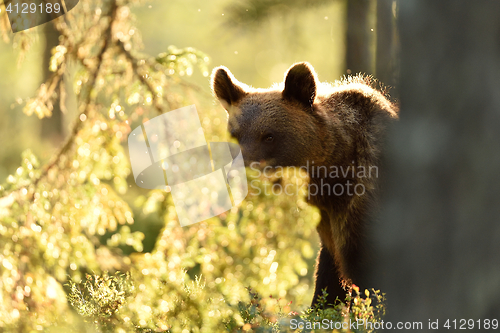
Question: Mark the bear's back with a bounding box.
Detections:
[316,76,398,121]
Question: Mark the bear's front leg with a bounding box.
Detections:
[312,210,346,307]
[312,245,346,307]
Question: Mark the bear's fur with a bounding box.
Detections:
[211,62,398,307]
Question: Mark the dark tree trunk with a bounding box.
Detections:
[345,0,371,75]
[41,22,64,142]
[370,0,500,324]
[375,0,399,97]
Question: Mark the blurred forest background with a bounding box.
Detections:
[0,0,399,331]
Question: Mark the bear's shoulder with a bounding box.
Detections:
[316,75,398,119]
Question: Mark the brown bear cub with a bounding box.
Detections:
[211,62,398,307]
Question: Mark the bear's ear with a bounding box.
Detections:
[282,62,317,108]
[211,66,247,111]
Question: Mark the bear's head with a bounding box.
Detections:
[211,62,328,168]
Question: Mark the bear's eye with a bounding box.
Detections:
[263,134,274,142]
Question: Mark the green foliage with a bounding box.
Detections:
[298,287,386,333]
[224,0,331,28]
[66,273,385,333]
[155,45,210,78]
[67,272,134,331]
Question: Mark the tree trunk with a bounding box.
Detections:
[370,0,500,324]
[345,0,371,75]
[41,22,64,142]
[375,0,399,97]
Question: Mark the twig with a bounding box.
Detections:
[34,2,118,184]
[117,40,166,114]
[0,1,119,207]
